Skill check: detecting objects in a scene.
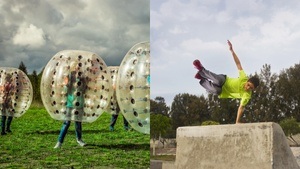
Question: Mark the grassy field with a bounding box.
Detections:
[0,105,150,169]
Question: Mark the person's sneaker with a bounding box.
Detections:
[195,72,202,80]
[1,132,7,135]
[54,142,62,149]
[193,59,203,71]
[109,126,114,131]
[6,129,12,133]
[77,139,86,147]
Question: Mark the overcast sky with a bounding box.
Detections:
[0,0,149,74]
[151,0,300,106]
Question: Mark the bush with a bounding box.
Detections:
[279,118,300,146]
[279,118,300,137]
[201,121,220,126]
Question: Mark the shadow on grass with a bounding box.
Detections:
[25,129,149,151]
[27,129,111,135]
[85,143,150,151]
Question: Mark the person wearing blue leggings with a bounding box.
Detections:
[54,66,86,148]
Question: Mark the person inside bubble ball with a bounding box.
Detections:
[109,104,130,131]
[54,62,87,148]
[1,74,14,135]
[108,76,130,131]
[193,40,260,124]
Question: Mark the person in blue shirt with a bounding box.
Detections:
[54,64,87,148]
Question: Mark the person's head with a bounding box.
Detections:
[244,76,260,91]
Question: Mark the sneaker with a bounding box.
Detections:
[195,72,202,80]
[77,139,86,147]
[1,132,7,135]
[109,126,114,131]
[54,142,62,149]
[193,59,203,71]
[6,129,12,133]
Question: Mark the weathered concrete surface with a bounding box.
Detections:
[175,122,300,169]
[150,160,175,169]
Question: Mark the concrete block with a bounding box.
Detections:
[162,161,175,169]
[175,122,299,169]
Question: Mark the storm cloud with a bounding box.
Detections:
[0,0,150,73]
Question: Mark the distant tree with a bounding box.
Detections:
[38,67,44,78]
[207,94,239,124]
[150,113,171,139]
[170,93,210,130]
[18,61,28,75]
[38,68,44,103]
[150,113,172,155]
[150,97,172,147]
[245,64,280,123]
[280,118,300,145]
[150,96,170,116]
[276,63,300,121]
[31,70,41,102]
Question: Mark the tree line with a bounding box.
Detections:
[151,63,300,138]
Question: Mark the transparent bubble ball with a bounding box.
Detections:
[0,67,33,117]
[107,66,119,115]
[116,42,150,134]
[40,50,113,122]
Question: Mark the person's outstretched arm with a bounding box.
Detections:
[236,105,244,123]
[227,40,243,70]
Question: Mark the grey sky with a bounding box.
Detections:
[0,0,149,73]
[151,0,300,106]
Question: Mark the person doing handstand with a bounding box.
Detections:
[193,40,259,124]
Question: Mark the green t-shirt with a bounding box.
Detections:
[219,70,252,106]
[66,94,74,108]
[65,75,85,108]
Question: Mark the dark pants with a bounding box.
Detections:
[198,68,226,95]
[1,116,13,133]
[57,121,82,143]
[110,114,129,128]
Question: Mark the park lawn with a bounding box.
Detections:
[0,106,150,169]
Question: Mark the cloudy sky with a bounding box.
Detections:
[151,0,300,106]
[0,0,149,73]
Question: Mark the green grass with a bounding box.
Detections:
[0,106,150,169]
